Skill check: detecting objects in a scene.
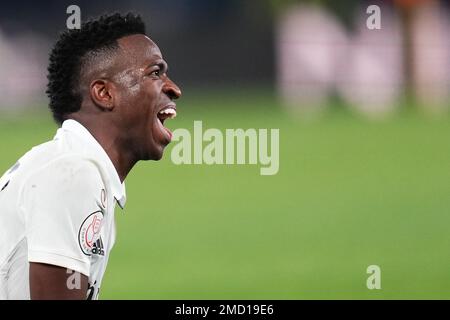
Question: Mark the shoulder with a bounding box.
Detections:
[24,154,105,198]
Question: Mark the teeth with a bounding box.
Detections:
[158,108,177,119]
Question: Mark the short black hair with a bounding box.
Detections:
[46,12,146,124]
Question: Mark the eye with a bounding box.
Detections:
[150,69,160,77]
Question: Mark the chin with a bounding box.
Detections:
[152,152,164,161]
[146,144,165,161]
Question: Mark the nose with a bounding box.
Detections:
[163,76,182,100]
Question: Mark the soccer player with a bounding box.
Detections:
[0,13,181,300]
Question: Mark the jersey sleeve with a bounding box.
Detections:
[22,155,106,276]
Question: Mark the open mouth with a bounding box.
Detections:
[156,105,177,142]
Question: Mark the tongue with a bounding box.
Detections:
[164,126,172,140]
[158,118,172,142]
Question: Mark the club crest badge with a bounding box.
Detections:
[78,211,103,255]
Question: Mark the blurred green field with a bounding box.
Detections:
[1,91,450,299]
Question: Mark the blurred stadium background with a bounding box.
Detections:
[1,0,450,299]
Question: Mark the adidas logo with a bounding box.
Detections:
[91,237,105,256]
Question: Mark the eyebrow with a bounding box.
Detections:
[146,60,168,74]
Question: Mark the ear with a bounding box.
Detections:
[90,79,115,111]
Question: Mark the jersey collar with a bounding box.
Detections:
[59,119,127,209]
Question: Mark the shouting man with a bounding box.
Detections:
[0,13,181,299]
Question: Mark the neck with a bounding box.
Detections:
[68,114,137,183]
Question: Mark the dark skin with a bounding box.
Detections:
[30,34,182,299]
[30,264,88,300]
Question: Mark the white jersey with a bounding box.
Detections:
[0,119,126,300]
